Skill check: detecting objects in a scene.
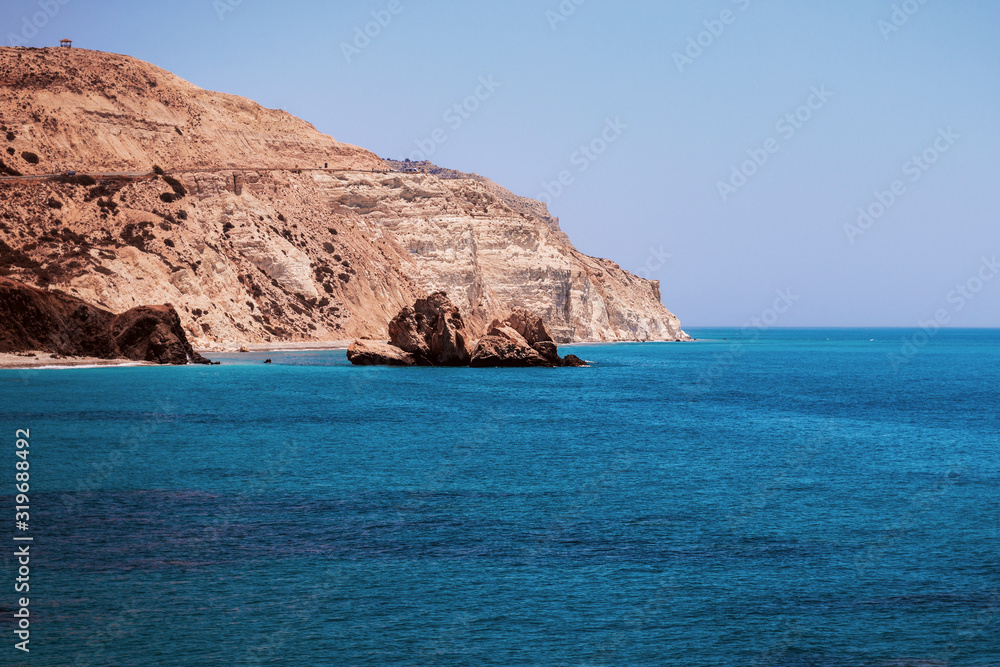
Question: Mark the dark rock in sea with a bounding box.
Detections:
[386,292,470,366]
[112,305,212,365]
[469,324,550,367]
[561,354,588,367]
[531,341,562,366]
[376,292,471,366]
[0,277,211,365]
[347,339,417,366]
[504,308,554,346]
[470,309,584,368]
[348,299,584,369]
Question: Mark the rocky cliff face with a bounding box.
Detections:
[0,277,209,364]
[0,48,689,347]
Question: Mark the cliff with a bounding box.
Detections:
[0,47,689,347]
[0,277,209,364]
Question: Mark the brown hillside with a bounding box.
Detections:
[0,48,689,348]
[0,47,384,174]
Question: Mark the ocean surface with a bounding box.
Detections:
[2,328,998,666]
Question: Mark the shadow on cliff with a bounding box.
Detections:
[0,277,211,365]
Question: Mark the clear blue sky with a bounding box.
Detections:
[5,0,999,327]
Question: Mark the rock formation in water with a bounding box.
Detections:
[347,292,469,367]
[0,47,690,349]
[470,309,585,368]
[387,292,471,366]
[348,297,585,368]
[345,339,417,367]
[111,304,211,365]
[0,276,210,364]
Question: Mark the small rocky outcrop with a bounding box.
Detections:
[348,300,586,368]
[346,339,417,366]
[503,308,555,347]
[111,305,211,365]
[469,324,550,367]
[0,277,210,365]
[386,292,471,366]
[470,309,586,368]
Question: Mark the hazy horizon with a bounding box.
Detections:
[4,0,997,328]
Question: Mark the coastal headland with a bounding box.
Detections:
[0,47,689,354]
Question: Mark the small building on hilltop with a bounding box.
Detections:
[60,39,72,48]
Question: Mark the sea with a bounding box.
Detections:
[2,328,998,666]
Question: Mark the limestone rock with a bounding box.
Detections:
[346,339,416,366]
[470,309,585,368]
[232,228,319,300]
[388,292,470,366]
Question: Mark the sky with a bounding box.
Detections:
[4,0,999,327]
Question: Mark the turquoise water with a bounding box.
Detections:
[2,329,998,666]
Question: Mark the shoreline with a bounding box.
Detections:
[1,338,693,369]
[0,352,154,369]
[196,340,353,354]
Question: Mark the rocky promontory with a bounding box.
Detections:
[0,277,210,365]
[348,294,585,368]
[0,47,690,350]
